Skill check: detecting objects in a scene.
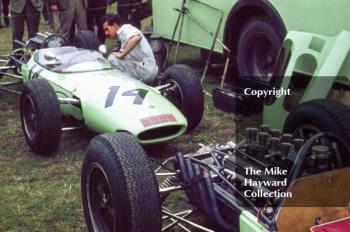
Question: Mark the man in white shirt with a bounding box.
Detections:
[102,14,158,84]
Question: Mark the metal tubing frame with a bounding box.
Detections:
[0,79,23,95]
[156,150,274,230]
[61,127,82,132]
[155,148,275,230]
[173,6,187,64]
[162,208,215,232]
[187,155,274,227]
[162,209,194,231]
[159,185,182,194]
[163,0,187,71]
[156,172,178,176]
[58,98,80,105]
[0,65,16,70]
[174,153,236,231]
[164,0,231,88]
[154,156,177,173]
[36,32,50,38]
[180,153,235,231]
[0,72,22,79]
[0,87,21,95]
[156,134,350,231]
[0,55,10,61]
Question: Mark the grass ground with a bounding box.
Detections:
[0,11,260,232]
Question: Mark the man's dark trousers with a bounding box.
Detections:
[117,0,142,29]
[11,1,40,49]
[2,0,10,26]
[87,0,107,43]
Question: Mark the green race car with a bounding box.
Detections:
[0,31,204,155]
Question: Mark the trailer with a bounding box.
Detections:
[150,0,350,79]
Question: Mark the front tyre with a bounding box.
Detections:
[20,79,62,155]
[81,132,161,232]
[162,64,204,132]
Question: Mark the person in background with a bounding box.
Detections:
[2,0,10,27]
[87,0,107,43]
[42,0,55,32]
[10,0,42,49]
[101,14,157,84]
[116,0,142,29]
[0,0,2,27]
[49,0,88,42]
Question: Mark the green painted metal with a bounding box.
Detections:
[152,0,350,53]
[21,49,188,144]
[263,30,350,129]
[239,210,268,232]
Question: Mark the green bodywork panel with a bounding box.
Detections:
[263,30,350,129]
[152,0,350,53]
[21,48,187,144]
[239,210,268,232]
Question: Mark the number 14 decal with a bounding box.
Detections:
[105,86,148,108]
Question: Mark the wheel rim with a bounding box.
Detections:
[22,95,38,141]
[87,163,115,232]
[162,79,184,110]
[293,124,321,140]
[246,35,276,80]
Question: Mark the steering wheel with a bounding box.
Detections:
[41,34,69,49]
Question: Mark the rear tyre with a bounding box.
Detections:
[20,79,62,155]
[162,64,204,132]
[283,99,350,141]
[283,99,350,164]
[237,16,284,80]
[74,30,101,51]
[81,132,161,232]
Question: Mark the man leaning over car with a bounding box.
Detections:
[101,13,157,84]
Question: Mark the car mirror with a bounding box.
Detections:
[44,51,57,61]
[98,44,107,55]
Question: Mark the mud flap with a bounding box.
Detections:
[276,167,350,232]
[212,88,263,115]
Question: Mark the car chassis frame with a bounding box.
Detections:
[153,129,350,232]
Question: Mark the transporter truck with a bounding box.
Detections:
[151,0,350,78]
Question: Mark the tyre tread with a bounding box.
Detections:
[82,132,161,232]
[164,64,204,132]
[20,79,61,155]
[283,99,350,143]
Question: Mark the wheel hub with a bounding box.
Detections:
[247,35,276,79]
[87,163,115,232]
[100,193,109,209]
[23,95,37,141]
[162,80,183,109]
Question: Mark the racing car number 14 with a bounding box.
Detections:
[105,85,148,108]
